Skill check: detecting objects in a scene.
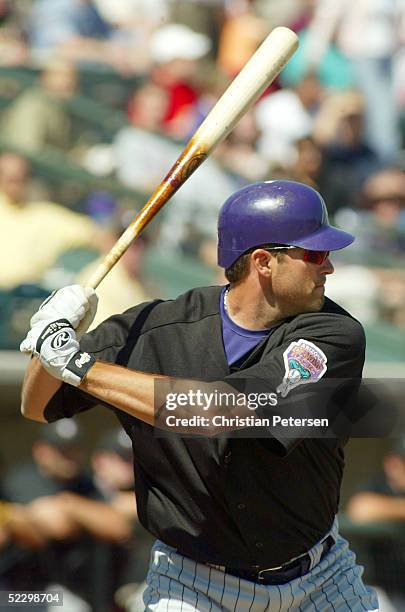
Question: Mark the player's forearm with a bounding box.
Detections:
[21,357,62,423]
[80,361,159,426]
[80,361,250,435]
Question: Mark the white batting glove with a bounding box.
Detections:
[25,320,96,386]
[20,285,98,355]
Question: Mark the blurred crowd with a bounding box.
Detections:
[1,2,405,608]
[0,0,403,332]
[0,420,153,611]
[346,439,405,612]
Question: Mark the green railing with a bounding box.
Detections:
[0,140,146,204]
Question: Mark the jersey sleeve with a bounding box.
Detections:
[223,312,366,455]
[43,300,157,423]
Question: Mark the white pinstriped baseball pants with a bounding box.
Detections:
[142,519,379,611]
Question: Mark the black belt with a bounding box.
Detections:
[207,535,335,586]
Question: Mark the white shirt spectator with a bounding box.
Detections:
[305,0,405,62]
[113,126,238,251]
[255,89,314,167]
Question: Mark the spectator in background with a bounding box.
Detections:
[126,80,169,136]
[288,136,355,213]
[113,81,237,257]
[0,59,78,154]
[217,0,268,77]
[90,428,154,610]
[0,152,105,289]
[356,168,405,327]
[304,0,405,161]
[26,0,148,75]
[95,0,168,30]
[313,90,380,196]
[326,167,405,327]
[77,228,152,328]
[347,439,405,524]
[0,450,45,553]
[279,2,354,92]
[255,0,304,27]
[2,420,131,609]
[124,61,225,145]
[0,499,47,597]
[114,80,175,193]
[27,0,111,57]
[288,0,317,32]
[359,168,405,255]
[255,72,323,168]
[91,428,135,506]
[1,449,46,594]
[168,0,223,49]
[0,501,45,552]
[336,166,405,260]
[149,23,211,139]
[4,419,95,508]
[88,0,169,76]
[0,0,28,66]
[216,110,269,183]
[346,439,405,611]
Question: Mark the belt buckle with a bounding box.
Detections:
[257,549,311,582]
[257,563,284,580]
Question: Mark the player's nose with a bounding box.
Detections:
[323,256,334,275]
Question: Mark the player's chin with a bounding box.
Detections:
[285,295,324,317]
[303,292,325,313]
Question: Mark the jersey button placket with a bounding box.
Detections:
[224,450,232,466]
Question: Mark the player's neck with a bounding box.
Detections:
[226,280,285,330]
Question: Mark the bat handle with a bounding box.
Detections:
[85,262,110,290]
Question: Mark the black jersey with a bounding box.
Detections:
[44,286,365,567]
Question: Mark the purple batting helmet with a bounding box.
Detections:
[217,180,354,268]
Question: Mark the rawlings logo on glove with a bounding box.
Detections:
[51,331,72,350]
[35,319,72,351]
[36,323,95,387]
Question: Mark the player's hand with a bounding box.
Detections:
[33,284,98,338]
[20,285,98,354]
[21,319,95,386]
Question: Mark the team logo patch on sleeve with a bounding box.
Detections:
[276,339,327,398]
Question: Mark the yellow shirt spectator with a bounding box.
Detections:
[0,152,100,289]
[0,193,98,289]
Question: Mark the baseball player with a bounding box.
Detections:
[20,180,379,611]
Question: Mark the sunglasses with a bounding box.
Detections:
[264,246,330,265]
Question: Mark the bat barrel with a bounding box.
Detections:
[192,26,299,153]
[85,27,299,289]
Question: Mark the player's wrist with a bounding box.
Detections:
[62,349,96,387]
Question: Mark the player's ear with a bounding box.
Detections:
[251,249,272,277]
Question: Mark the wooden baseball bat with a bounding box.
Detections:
[86,26,299,289]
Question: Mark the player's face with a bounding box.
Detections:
[269,247,334,317]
